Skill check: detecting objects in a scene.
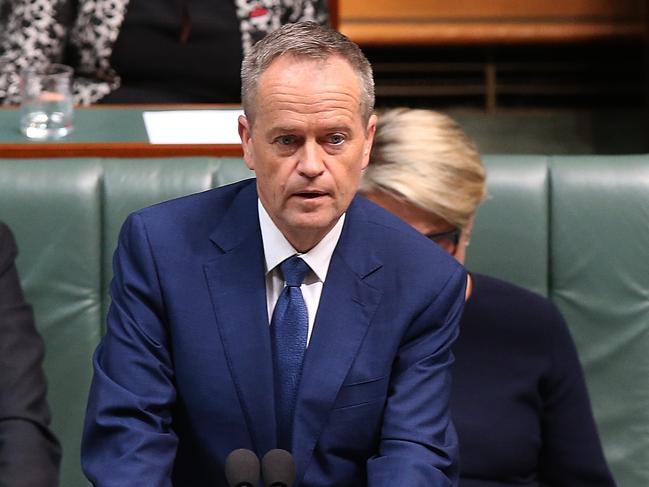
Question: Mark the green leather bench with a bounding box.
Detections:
[0,155,647,486]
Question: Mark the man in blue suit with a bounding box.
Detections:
[82,22,466,486]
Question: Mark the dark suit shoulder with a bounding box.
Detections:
[0,221,18,273]
[0,222,21,302]
[134,178,255,221]
[0,221,11,241]
[123,178,257,248]
[353,195,464,276]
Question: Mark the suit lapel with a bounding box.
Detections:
[292,198,383,482]
[203,183,276,455]
[202,190,384,470]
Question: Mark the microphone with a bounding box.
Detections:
[225,448,260,487]
[261,449,296,487]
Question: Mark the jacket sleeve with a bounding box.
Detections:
[0,222,62,487]
[538,304,617,486]
[81,213,178,487]
[367,265,466,487]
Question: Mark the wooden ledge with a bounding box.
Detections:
[340,21,649,46]
[0,142,243,158]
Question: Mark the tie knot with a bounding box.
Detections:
[280,255,310,287]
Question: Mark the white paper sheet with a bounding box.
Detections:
[143,109,243,144]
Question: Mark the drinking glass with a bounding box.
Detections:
[19,64,74,139]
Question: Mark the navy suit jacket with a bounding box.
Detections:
[82,179,466,487]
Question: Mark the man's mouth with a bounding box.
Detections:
[294,190,327,199]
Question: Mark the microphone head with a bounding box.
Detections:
[262,449,296,487]
[225,448,260,487]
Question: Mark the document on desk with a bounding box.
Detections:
[143,109,243,144]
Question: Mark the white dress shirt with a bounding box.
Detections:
[258,200,345,345]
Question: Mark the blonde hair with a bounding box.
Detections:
[360,108,487,229]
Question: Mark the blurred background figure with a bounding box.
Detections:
[360,108,617,487]
[0,221,61,487]
[0,0,328,104]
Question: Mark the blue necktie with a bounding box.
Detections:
[271,255,310,451]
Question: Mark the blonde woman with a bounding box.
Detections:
[361,108,616,487]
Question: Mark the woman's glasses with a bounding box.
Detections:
[425,227,460,255]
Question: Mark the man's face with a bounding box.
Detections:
[239,54,376,252]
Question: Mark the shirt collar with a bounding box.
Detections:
[258,199,345,283]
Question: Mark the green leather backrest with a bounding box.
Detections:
[0,159,103,487]
[548,156,649,487]
[466,155,550,296]
[0,157,251,487]
[466,154,649,486]
[1,155,647,486]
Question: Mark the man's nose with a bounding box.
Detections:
[297,141,325,178]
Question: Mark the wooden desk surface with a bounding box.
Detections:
[0,105,244,158]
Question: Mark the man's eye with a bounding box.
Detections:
[328,133,345,145]
[276,135,296,146]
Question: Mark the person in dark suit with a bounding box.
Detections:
[0,221,61,487]
[81,23,466,487]
[361,108,617,487]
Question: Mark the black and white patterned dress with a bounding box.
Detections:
[0,0,328,104]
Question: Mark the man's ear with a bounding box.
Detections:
[238,115,255,170]
[361,113,378,170]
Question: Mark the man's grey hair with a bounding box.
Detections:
[241,21,375,125]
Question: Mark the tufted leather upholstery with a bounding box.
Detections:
[1,155,647,486]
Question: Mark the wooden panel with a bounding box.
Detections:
[340,0,645,20]
[328,0,339,29]
[0,142,243,158]
[342,22,648,46]
[338,0,648,45]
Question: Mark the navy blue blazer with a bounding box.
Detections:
[81,179,466,487]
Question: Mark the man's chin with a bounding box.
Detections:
[282,211,340,237]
